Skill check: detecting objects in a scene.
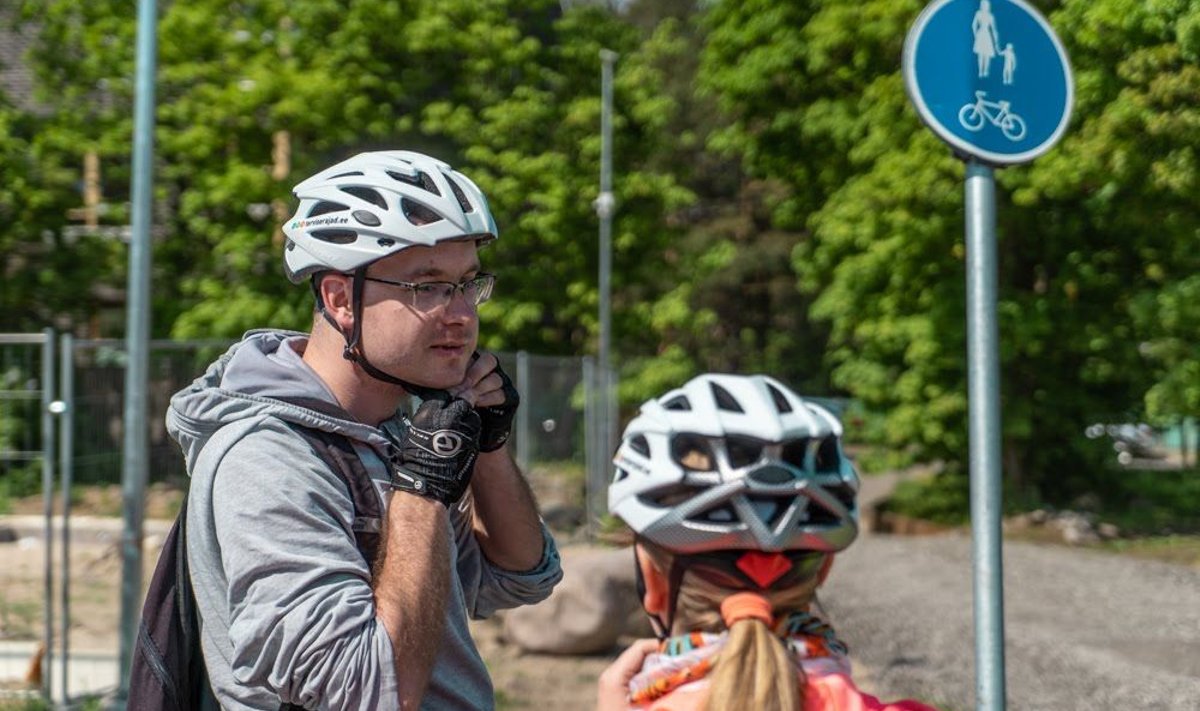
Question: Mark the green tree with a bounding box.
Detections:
[0,84,117,332]
[700,0,1199,503]
[14,0,694,372]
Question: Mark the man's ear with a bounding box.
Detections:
[637,545,669,615]
[318,273,355,331]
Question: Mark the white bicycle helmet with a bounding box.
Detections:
[610,374,859,556]
[282,150,498,282]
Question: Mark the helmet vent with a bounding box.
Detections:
[814,437,840,471]
[748,464,794,485]
[387,169,441,196]
[804,503,841,526]
[329,171,364,179]
[746,495,788,527]
[710,383,744,413]
[644,484,705,508]
[311,229,357,245]
[308,201,349,217]
[781,438,810,469]
[827,483,856,511]
[340,186,387,210]
[767,384,793,413]
[726,437,763,468]
[401,199,444,226]
[671,435,713,471]
[613,468,630,484]
[446,177,475,213]
[629,435,651,458]
[688,504,736,524]
[663,396,691,411]
[353,210,382,227]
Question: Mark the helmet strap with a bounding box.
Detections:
[633,542,689,641]
[334,268,451,401]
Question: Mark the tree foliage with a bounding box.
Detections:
[3,0,1197,507]
[701,0,1200,501]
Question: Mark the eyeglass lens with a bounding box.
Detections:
[412,275,494,309]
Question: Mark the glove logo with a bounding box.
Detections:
[431,430,465,457]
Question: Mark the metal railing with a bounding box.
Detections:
[0,330,56,702]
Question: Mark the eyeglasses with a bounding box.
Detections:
[362,272,495,311]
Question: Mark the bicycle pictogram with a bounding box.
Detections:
[958,90,1026,141]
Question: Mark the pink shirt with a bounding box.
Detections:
[636,670,937,711]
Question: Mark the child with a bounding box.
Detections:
[598,374,936,711]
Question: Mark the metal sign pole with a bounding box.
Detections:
[116,0,159,704]
[591,49,618,531]
[904,3,1073,706]
[965,161,1005,711]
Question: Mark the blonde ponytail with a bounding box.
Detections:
[638,542,821,711]
[702,595,801,711]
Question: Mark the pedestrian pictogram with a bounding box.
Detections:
[903,0,1073,165]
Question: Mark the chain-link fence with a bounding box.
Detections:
[0,332,56,702]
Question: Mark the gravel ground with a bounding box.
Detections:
[4,509,1197,709]
[821,531,1200,710]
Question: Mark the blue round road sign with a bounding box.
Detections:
[903,0,1073,165]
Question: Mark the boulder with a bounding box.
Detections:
[504,545,650,655]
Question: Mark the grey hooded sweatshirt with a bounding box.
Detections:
[166,330,562,710]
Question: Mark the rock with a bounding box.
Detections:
[504,546,649,655]
[1004,513,1034,532]
[1054,512,1100,546]
[1098,522,1121,540]
[541,503,585,533]
[0,526,17,543]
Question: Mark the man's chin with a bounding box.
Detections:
[403,365,469,394]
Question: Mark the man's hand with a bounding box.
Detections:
[450,352,519,452]
[392,397,482,506]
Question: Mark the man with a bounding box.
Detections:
[167,150,562,710]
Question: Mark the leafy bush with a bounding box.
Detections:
[882,471,971,526]
[0,460,42,515]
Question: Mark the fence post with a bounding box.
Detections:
[39,328,56,702]
[57,334,74,703]
[583,356,605,536]
[516,350,531,474]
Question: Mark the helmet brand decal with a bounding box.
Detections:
[291,215,350,229]
[614,454,650,474]
[431,430,465,457]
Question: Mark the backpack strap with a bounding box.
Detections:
[277,425,385,710]
[286,424,384,567]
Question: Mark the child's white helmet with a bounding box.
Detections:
[609,374,859,555]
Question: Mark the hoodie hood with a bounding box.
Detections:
[167,329,393,474]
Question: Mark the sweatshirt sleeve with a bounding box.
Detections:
[210,424,399,710]
[449,493,563,620]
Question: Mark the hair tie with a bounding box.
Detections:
[720,592,773,627]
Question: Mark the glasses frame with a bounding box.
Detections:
[362,272,496,310]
